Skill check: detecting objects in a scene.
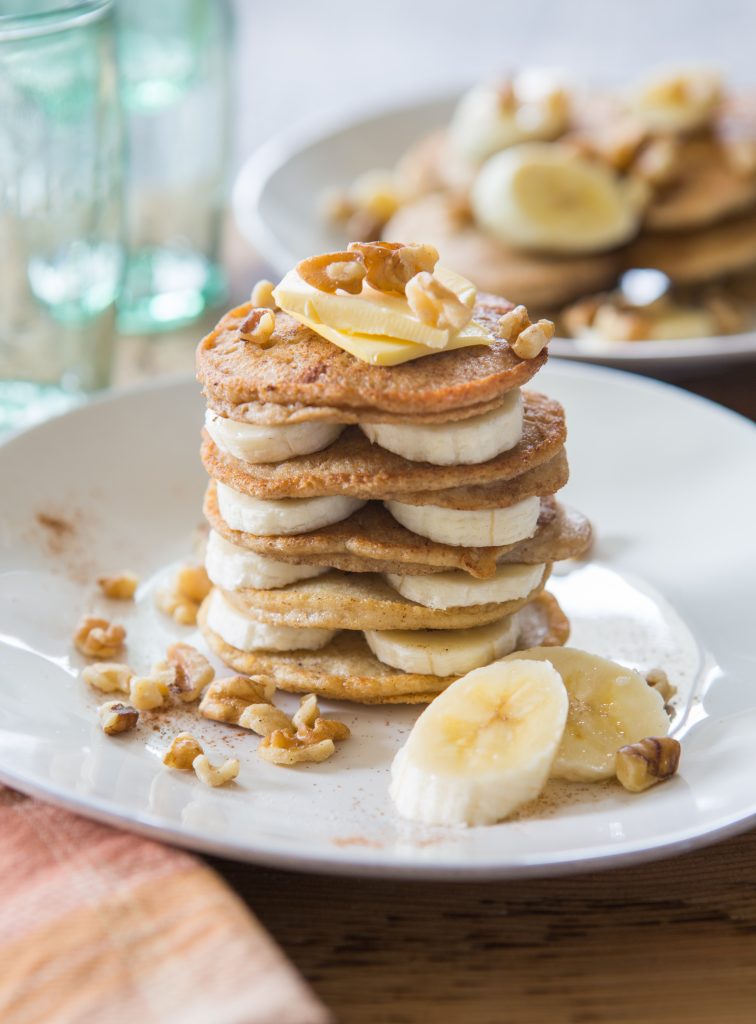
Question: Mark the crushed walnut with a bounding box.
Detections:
[161,642,214,703]
[645,667,677,706]
[238,703,293,737]
[163,732,204,770]
[405,272,472,332]
[616,736,681,793]
[297,251,367,295]
[98,700,139,736]
[97,572,139,600]
[155,564,211,626]
[632,136,682,187]
[81,662,133,694]
[199,675,276,725]
[129,667,173,711]
[250,279,277,309]
[257,694,350,766]
[498,305,555,358]
[193,754,240,787]
[238,308,275,346]
[347,241,438,295]
[74,616,126,659]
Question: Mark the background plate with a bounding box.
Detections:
[233,93,756,374]
[1,364,755,878]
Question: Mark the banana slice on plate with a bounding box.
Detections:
[365,614,519,677]
[361,389,523,466]
[385,495,541,547]
[503,647,670,781]
[205,409,342,464]
[628,66,722,134]
[205,588,337,652]
[205,530,327,591]
[390,658,568,826]
[216,482,365,536]
[385,562,545,609]
[472,142,644,255]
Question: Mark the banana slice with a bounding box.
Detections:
[628,67,722,133]
[503,647,670,781]
[361,389,522,466]
[365,614,519,677]
[205,530,327,591]
[472,142,643,255]
[274,265,477,350]
[385,496,541,547]
[389,658,568,826]
[216,482,365,536]
[449,73,570,164]
[205,588,336,652]
[385,562,546,610]
[205,409,342,464]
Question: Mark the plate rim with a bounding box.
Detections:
[1,364,756,879]
[233,91,756,367]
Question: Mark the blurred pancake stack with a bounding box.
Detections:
[195,243,592,703]
[327,67,756,346]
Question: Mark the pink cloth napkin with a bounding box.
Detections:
[0,786,330,1024]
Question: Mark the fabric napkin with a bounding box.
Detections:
[0,786,330,1024]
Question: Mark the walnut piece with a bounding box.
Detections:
[155,564,211,625]
[97,572,139,600]
[632,137,682,187]
[82,662,133,694]
[129,671,172,711]
[347,241,438,296]
[238,703,293,737]
[163,732,204,770]
[498,305,555,358]
[199,675,276,724]
[239,308,275,345]
[162,642,214,703]
[257,729,336,766]
[250,279,277,309]
[98,701,139,736]
[74,616,126,659]
[291,692,319,731]
[193,754,240,787]
[616,736,681,793]
[297,251,367,294]
[645,667,677,705]
[405,272,472,332]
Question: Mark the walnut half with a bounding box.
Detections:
[163,732,204,770]
[616,736,681,793]
[74,616,126,659]
[98,701,139,736]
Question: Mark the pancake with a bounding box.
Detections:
[626,208,756,283]
[205,484,592,578]
[197,592,569,704]
[201,392,566,501]
[223,564,550,630]
[643,136,756,232]
[197,298,546,420]
[385,193,622,310]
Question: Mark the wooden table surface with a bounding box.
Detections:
[118,231,756,1024]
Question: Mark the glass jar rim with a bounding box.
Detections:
[0,0,113,41]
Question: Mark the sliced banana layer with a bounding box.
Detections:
[503,647,670,781]
[205,530,327,591]
[365,614,519,677]
[205,588,336,652]
[390,658,568,826]
[216,482,365,536]
[205,409,343,464]
[361,389,523,466]
[385,495,541,547]
[472,142,643,255]
[386,562,546,610]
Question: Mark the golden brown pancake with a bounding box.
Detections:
[197,592,569,704]
[385,193,622,310]
[204,484,592,578]
[197,298,546,420]
[223,564,550,630]
[201,392,566,501]
[626,208,756,283]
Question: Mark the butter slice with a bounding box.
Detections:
[289,311,494,366]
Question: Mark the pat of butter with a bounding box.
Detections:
[273,264,478,349]
[289,311,494,366]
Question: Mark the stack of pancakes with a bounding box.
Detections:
[196,294,592,704]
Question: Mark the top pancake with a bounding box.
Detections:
[197,296,547,422]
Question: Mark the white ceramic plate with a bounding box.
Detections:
[1,365,755,878]
[233,93,756,375]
